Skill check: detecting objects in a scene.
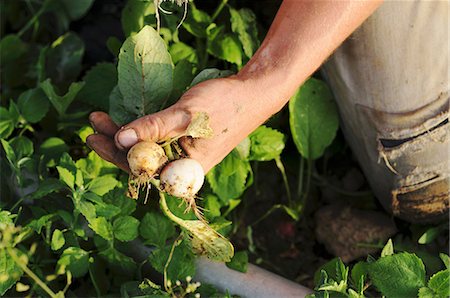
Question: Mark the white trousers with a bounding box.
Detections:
[323,0,449,223]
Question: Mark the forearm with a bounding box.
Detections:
[237,0,383,115]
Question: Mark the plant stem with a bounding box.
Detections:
[7,248,61,298]
[211,0,228,23]
[275,157,292,206]
[296,157,305,201]
[18,0,48,37]
[164,236,181,294]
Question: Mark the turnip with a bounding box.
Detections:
[160,158,205,218]
[127,141,168,199]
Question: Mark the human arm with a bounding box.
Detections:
[87,0,382,172]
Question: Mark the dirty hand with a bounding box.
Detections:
[87,76,273,173]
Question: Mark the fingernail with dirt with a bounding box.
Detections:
[118,128,138,148]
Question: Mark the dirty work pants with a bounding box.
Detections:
[323,1,449,223]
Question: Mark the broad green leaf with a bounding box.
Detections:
[77,63,118,111]
[10,136,33,160]
[0,35,27,63]
[226,251,248,273]
[190,68,234,87]
[118,25,173,117]
[427,269,450,297]
[169,59,195,104]
[109,85,136,126]
[75,151,118,180]
[418,287,435,298]
[289,78,339,159]
[0,248,24,296]
[368,252,426,298]
[88,217,113,241]
[207,152,252,203]
[381,239,394,257]
[76,126,94,143]
[57,166,75,190]
[351,261,368,289]
[148,241,196,282]
[60,0,94,20]
[182,4,211,38]
[87,176,118,196]
[98,247,137,276]
[57,247,89,278]
[51,229,65,251]
[139,212,176,248]
[40,79,85,116]
[38,137,69,167]
[169,42,198,64]
[94,204,121,220]
[78,200,96,221]
[249,126,285,161]
[204,194,222,220]
[207,24,243,66]
[45,33,84,88]
[160,194,234,262]
[106,36,122,57]
[314,258,340,285]
[103,188,137,216]
[229,8,259,58]
[17,88,50,123]
[121,0,155,37]
[113,216,139,242]
[0,210,14,227]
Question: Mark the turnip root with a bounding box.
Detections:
[160,158,204,218]
[127,141,168,199]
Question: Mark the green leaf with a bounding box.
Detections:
[381,239,394,257]
[190,68,234,87]
[0,248,24,296]
[1,138,17,167]
[418,287,435,298]
[207,152,252,203]
[27,213,56,233]
[38,137,69,167]
[427,269,450,297]
[182,4,211,38]
[0,210,15,227]
[249,126,285,161]
[226,251,248,273]
[351,261,368,290]
[121,0,155,37]
[440,253,450,269]
[113,216,139,242]
[98,247,137,276]
[0,107,16,139]
[204,194,222,220]
[77,62,118,111]
[0,35,27,63]
[87,176,118,196]
[148,241,196,282]
[75,151,118,180]
[139,212,176,248]
[368,252,426,298]
[17,88,50,123]
[418,226,445,244]
[41,79,85,116]
[51,229,65,251]
[234,137,251,160]
[57,247,89,278]
[170,60,195,103]
[59,0,94,20]
[45,32,84,88]
[207,24,243,66]
[109,85,136,126]
[289,78,339,159]
[169,42,198,64]
[229,8,259,58]
[118,25,173,117]
[10,136,33,160]
[76,126,94,143]
[57,166,75,190]
[89,217,114,241]
[103,188,137,216]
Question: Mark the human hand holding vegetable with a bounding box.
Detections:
[88,0,381,174]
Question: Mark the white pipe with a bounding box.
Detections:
[195,257,312,298]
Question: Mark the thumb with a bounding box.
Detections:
[115,107,191,150]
